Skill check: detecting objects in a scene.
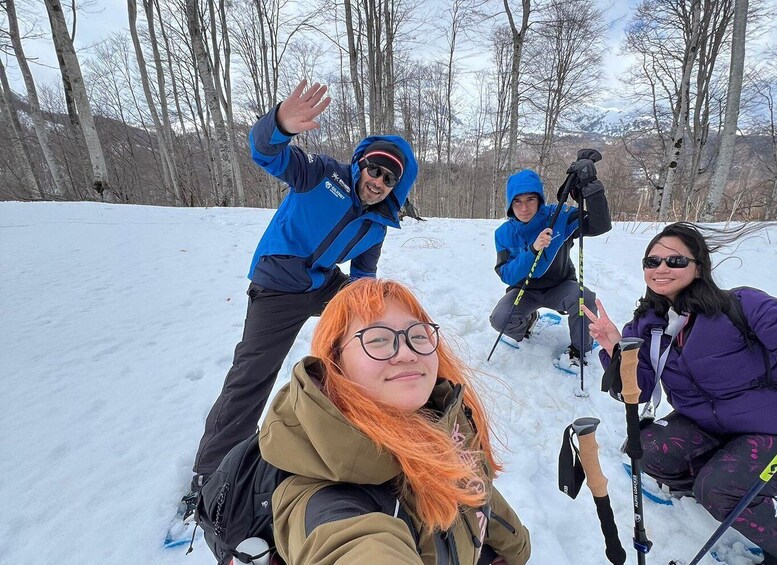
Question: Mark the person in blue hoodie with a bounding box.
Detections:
[489,168,611,366]
[182,80,418,517]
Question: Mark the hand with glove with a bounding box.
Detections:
[567,159,605,200]
[557,149,605,201]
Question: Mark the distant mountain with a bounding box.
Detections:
[560,104,656,136]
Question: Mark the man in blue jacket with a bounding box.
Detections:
[490,168,611,366]
[183,80,417,517]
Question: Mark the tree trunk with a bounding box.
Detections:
[44,0,112,199]
[382,0,395,132]
[7,0,64,197]
[658,0,701,221]
[503,0,530,171]
[217,0,245,205]
[185,0,235,205]
[0,60,42,199]
[128,0,183,203]
[703,0,747,220]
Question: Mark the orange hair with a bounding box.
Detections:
[311,278,501,531]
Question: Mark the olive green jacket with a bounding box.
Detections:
[259,357,531,565]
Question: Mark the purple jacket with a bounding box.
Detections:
[600,287,777,435]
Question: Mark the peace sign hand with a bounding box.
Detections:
[276,79,332,135]
[582,298,622,357]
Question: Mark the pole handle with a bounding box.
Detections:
[577,426,608,498]
[619,338,644,405]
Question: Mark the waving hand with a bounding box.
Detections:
[276,79,331,134]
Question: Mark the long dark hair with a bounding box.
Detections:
[634,222,768,319]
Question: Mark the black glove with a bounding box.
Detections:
[557,159,598,201]
[567,158,597,185]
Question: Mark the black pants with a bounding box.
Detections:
[193,272,347,478]
[641,412,777,553]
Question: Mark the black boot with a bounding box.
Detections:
[523,311,539,339]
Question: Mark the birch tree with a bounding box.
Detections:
[502,0,530,171]
[0,58,42,199]
[702,0,747,220]
[185,0,236,205]
[657,0,702,220]
[128,0,183,203]
[44,0,112,198]
[5,0,64,197]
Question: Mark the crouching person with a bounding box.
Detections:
[259,279,531,564]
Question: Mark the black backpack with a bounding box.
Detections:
[194,432,419,565]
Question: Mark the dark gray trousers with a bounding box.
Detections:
[193,273,347,479]
[641,412,777,553]
[489,279,596,352]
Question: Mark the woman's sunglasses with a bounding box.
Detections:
[365,161,399,188]
[642,255,698,269]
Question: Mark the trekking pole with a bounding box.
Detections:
[573,417,627,565]
[573,148,601,397]
[668,452,777,565]
[576,189,588,397]
[619,337,651,565]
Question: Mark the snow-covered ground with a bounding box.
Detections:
[1,202,775,565]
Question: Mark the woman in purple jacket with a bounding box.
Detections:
[585,222,777,561]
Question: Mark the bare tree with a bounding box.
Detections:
[44,0,112,198]
[703,0,747,219]
[128,0,183,203]
[343,0,368,136]
[5,0,65,197]
[524,0,606,176]
[657,0,702,220]
[185,0,236,205]
[0,58,41,199]
[488,25,513,218]
[502,0,530,171]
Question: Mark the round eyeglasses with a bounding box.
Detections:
[343,322,440,361]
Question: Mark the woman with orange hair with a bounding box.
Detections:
[258,278,531,564]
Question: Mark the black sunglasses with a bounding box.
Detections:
[642,255,698,269]
[365,161,399,188]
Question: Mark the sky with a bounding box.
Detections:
[9,0,777,126]
[7,0,645,111]
[1,201,775,564]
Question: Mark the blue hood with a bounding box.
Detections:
[505,169,545,218]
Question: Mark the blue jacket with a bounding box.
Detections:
[494,170,611,290]
[600,288,777,435]
[247,106,417,292]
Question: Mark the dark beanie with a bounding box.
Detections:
[361,141,405,180]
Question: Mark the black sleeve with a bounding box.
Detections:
[581,189,612,237]
[305,484,383,535]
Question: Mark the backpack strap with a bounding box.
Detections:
[305,482,421,554]
[725,289,774,389]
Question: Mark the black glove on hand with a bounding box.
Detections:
[557,158,599,201]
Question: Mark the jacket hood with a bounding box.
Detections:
[505,169,545,218]
[259,357,402,485]
[351,135,418,227]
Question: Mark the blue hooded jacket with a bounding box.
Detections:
[247,106,418,292]
[494,170,587,289]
